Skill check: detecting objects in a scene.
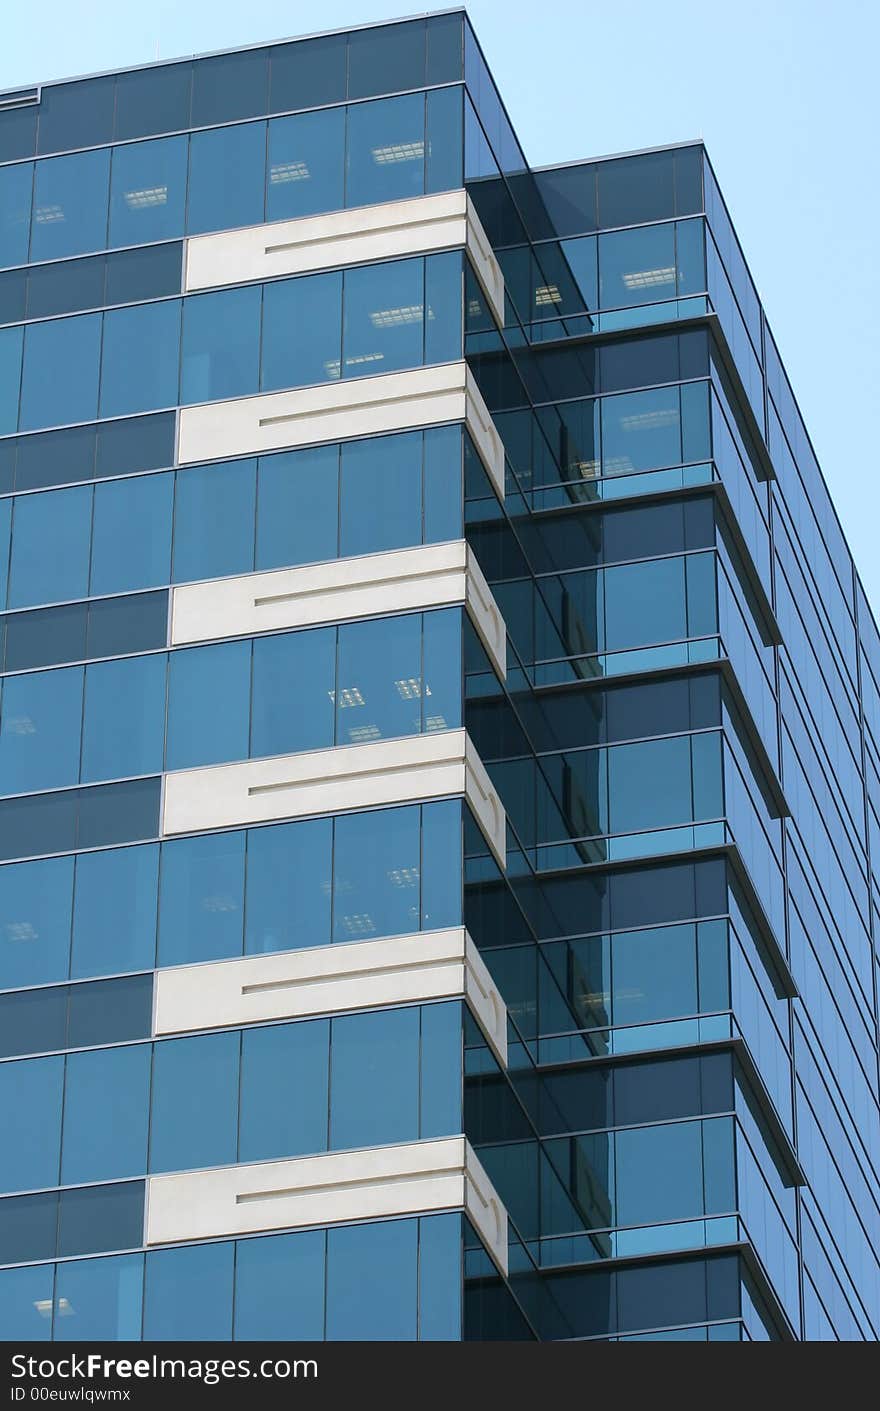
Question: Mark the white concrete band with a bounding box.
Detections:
[183,189,505,328]
[161,728,506,870]
[176,360,505,503]
[145,1136,509,1276]
[153,925,507,1067]
[169,539,506,680]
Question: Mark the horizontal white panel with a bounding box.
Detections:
[176,361,505,503]
[153,925,507,1066]
[145,1136,508,1275]
[184,189,504,326]
[169,538,506,679]
[162,728,506,869]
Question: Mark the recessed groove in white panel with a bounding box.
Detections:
[145,1137,509,1275]
[161,728,506,870]
[153,925,507,1066]
[184,190,505,326]
[175,361,505,502]
[169,538,506,679]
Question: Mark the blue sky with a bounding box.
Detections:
[3,0,878,611]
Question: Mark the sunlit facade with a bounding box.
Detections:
[0,10,877,1341]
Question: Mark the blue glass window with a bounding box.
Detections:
[149,1031,239,1174]
[339,431,421,557]
[191,51,268,128]
[173,459,256,582]
[342,257,423,378]
[100,300,181,418]
[239,1020,330,1162]
[424,251,462,364]
[606,735,694,835]
[601,387,682,475]
[109,137,188,248]
[418,1213,462,1339]
[80,655,166,784]
[30,150,110,262]
[54,1254,144,1342]
[0,162,32,269]
[61,1043,151,1184]
[261,271,342,389]
[425,87,463,195]
[187,123,266,237]
[0,666,83,795]
[599,224,677,310]
[422,608,462,733]
[424,425,463,544]
[244,818,332,955]
[419,1001,462,1138]
[158,830,245,967]
[70,844,158,979]
[89,472,174,596]
[421,800,461,931]
[0,1264,53,1340]
[326,1218,417,1340]
[19,314,102,432]
[267,109,345,223]
[0,854,73,988]
[8,485,92,609]
[143,1242,234,1340]
[330,1006,420,1151]
[180,285,261,405]
[346,95,425,208]
[165,639,251,771]
[0,1054,63,1191]
[256,445,339,570]
[615,1119,705,1227]
[114,63,193,143]
[603,556,688,651]
[0,325,22,435]
[333,805,421,942]
[336,613,422,745]
[233,1231,325,1340]
[251,628,335,758]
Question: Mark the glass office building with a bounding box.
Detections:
[0,9,877,1342]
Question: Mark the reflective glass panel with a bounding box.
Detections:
[108,137,188,247]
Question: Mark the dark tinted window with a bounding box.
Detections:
[56,1182,144,1258]
[86,592,168,660]
[67,974,153,1048]
[534,165,598,237]
[95,413,174,480]
[27,257,105,319]
[3,603,89,672]
[0,271,26,327]
[114,64,193,142]
[0,985,67,1058]
[104,243,182,306]
[0,1191,58,1264]
[0,108,37,164]
[37,77,116,155]
[426,12,464,84]
[76,778,161,851]
[347,21,426,99]
[191,50,269,127]
[268,35,347,113]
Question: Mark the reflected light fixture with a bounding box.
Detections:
[123,185,168,209]
[371,140,424,165]
[369,305,424,328]
[621,266,675,290]
[269,160,310,184]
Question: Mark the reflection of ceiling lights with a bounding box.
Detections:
[425,714,448,731]
[269,160,310,184]
[572,459,600,478]
[347,724,381,742]
[388,867,419,889]
[467,298,483,317]
[123,185,168,209]
[619,409,679,432]
[621,266,675,290]
[5,715,35,735]
[339,912,376,937]
[4,921,37,942]
[201,895,237,913]
[603,456,634,473]
[395,677,422,700]
[341,353,384,368]
[369,305,424,328]
[35,1299,72,1318]
[33,204,64,224]
[330,687,365,708]
[534,284,562,306]
[371,141,424,164]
